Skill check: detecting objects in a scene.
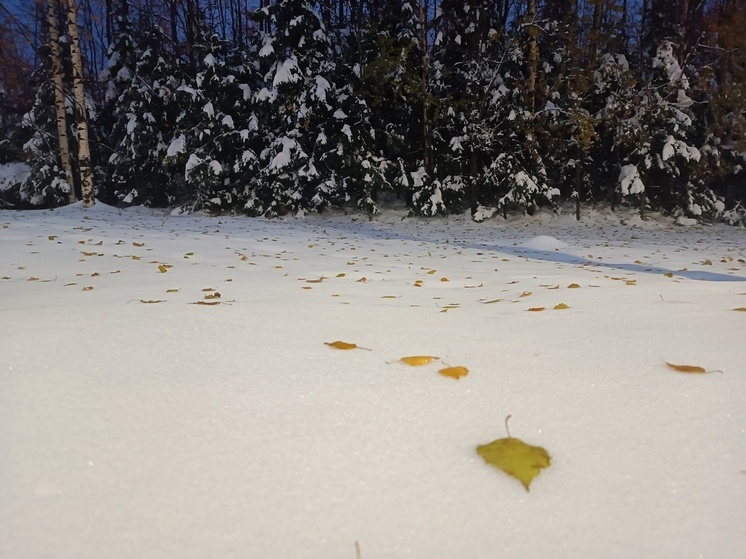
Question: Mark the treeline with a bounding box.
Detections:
[1,0,745,223]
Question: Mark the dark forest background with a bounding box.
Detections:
[1,0,744,223]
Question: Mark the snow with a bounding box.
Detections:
[273,57,301,87]
[0,162,29,191]
[166,134,186,157]
[619,164,644,195]
[1,203,745,559]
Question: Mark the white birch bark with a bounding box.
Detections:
[46,0,76,203]
[64,0,95,207]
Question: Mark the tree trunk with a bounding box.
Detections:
[46,0,76,204]
[419,0,431,171]
[65,0,95,207]
[526,0,538,113]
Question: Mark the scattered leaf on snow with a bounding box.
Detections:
[733,307,746,312]
[568,283,581,288]
[528,307,546,312]
[82,286,94,291]
[191,301,221,306]
[519,291,532,297]
[140,299,166,304]
[204,292,221,300]
[664,272,674,278]
[441,277,449,282]
[166,288,180,293]
[157,264,169,273]
[665,362,707,374]
[336,273,345,278]
[554,303,570,310]
[27,277,39,281]
[325,341,372,351]
[476,416,551,491]
[439,366,469,379]
[133,242,145,247]
[356,277,367,283]
[398,355,440,366]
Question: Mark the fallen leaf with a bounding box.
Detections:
[476,416,551,491]
[166,288,180,293]
[666,362,707,374]
[157,264,169,273]
[398,355,440,366]
[133,242,145,247]
[519,291,532,297]
[439,366,469,379]
[440,277,449,282]
[664,272,674,278]
[204,292,221,299]
[336,273,345,278]
[324,341,372,351]
[190,301,221,306]
[567,283,581,288]
[528,307,546,312]
[82,286,94,291]
[140,299,166,304]
[734,307,746,312]
[325,341,358,350]
[356,277,367,283]
[48,235,57,240]
[554,303,570,310]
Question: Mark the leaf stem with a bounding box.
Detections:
[505,414,512,438]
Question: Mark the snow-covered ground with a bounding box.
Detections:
[1,202,744,559]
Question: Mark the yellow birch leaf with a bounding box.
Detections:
[520,291,532,297]
[336,273,345,278]
[399,355,440,366]
[427,269,437,275]
[528,307,546,312]
[414,280,423,287]
[733,307,746,312]
[664,272,674,278]
[554,303,570,310]
[325,341,357,350]
[157,264,169,273]
[441,277,449,282]
[324,341,371,351]
[439,366,469,379]
[567,283,581,288]
[665,362,707,374]
[476,416,551,491]
[48,235,57,240]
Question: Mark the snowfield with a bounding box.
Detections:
[1,202,745,559]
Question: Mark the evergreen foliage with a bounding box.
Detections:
[4,0,745,226]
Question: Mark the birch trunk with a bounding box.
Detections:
[64,0,95,207]
[46,0,76,203]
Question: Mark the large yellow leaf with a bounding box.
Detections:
[477,416,551,491]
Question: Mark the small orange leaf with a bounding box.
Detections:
[567,283,581,289]
[528,307,546,312]
[399,355,440,366]
[440,277,449,282]
[324,341,371,351]
[439,366,469,379]
[666,362,707,374]
[356,277,367,283]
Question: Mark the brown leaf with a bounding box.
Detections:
[666,362,706,374]
[528,307,546,312]
[140,299,166,304]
